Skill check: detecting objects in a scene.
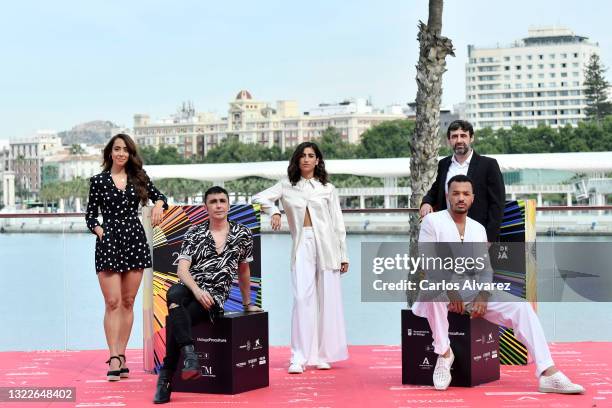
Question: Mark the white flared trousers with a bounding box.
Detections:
[412,297,554,377]
[290,227,349,366]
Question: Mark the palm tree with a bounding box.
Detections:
[408,0,454,303]
[69,177,89,211]
[410,0,454,239]
[155,178,211,204]
[39,182,61,211]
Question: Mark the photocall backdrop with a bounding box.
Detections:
[140,199,536,371]
[142,204,262,372]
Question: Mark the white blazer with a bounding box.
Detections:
[252,177,348,271]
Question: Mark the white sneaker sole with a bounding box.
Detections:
[538,386,585,394]
[288,365,304,374]
[434,380,451,391]
[433,352,454,391]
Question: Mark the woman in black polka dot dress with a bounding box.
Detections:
[85,133,168,381]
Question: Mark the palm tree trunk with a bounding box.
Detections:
[408,0,454,304]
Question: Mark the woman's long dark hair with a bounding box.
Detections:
[287,142,329,186]
[102,133,150,205]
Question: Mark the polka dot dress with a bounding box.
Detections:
[85,170,167,273]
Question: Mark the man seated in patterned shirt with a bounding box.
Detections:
[154,186,262,404]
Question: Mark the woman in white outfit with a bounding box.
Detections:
[253,142,349,374]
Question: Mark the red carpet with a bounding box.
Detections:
[0,343,610,407]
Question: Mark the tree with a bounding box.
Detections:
[39,182,62,209]
[66,177,90,202]
[357,120,414,158]
[316,127,356,159]
[473,127,507,154]
[140,145,186,165]
[226,177,276,198]
[407,0,454,304]
[69,144,86,155]
[330,174,383,188]
[154,178,211,203]
[203,137,286,164]
[140,146,158,165]
[584,53,612,122]
[409,0,454,242]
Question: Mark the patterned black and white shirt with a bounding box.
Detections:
[177,220,254,308]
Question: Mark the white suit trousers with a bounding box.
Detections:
[290,227,349,366]
[412,295,554,377]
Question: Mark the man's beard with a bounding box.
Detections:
[453,144,470,155]
[452,205,468,214]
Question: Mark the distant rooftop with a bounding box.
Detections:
[468,26,594,53]
[527,26,575,38]
[523,26,588,46]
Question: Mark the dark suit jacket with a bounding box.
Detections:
[421,151,506,242]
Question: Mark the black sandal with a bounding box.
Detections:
[105,356,122,381]
[118,354,130,378]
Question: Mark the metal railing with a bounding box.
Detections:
[2,205,612,218]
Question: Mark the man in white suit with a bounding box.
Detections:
[412,174,584,394]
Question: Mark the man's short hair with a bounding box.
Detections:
[204,186,230,203]
[447,174,474,191]
[447,120,474,139]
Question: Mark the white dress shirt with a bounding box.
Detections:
[444,149,474,200]
[252,177,348,271]
[419,209,486,243]
[418,210,492,293]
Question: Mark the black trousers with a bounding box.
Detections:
[162,283,221,372]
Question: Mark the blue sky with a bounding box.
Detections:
[1,0,610,139]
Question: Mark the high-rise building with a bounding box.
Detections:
[465,27,600,129]
[133,91,406,159]
[8,131,63,196]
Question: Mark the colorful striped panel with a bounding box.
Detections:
[150,204,262,372]
[494,199,536,365]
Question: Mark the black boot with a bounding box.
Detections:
[153,369,173,404]
[181,344,200,380]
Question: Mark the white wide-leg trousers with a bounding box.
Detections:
[412,294,554,377]
[290,227,349,366]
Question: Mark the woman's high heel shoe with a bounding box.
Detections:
[118,354,130,378]
[106,356,122,381]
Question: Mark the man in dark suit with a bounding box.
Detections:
[419,120,505,242]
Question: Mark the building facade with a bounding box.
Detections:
[42,154,101,185]
[133,92,406,159]
[0,141,9,173]
[8,132,63,197]
[465,27,600,129]
[405,102,460,134]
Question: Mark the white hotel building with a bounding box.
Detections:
[133,91,406,159]
[465,27,600,129]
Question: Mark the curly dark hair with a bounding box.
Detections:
[287,142,329,185]
[102,133,150,205]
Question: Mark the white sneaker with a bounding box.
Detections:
[316,362,331,370]
[539,371,585,394]
[288,363,304,374]
[433,348,454,391]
